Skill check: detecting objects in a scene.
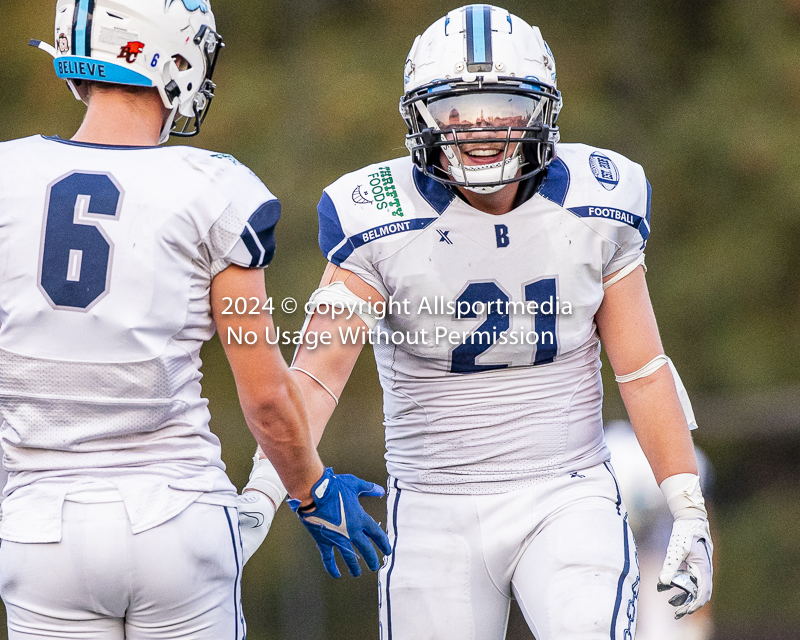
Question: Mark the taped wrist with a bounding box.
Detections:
[660,473,707,521]
[244,454,288,510]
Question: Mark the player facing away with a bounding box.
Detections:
[287,5,714,639]
[0,0,388,638]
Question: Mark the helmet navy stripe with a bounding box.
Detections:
[466,5,493,71]
[465,6,475,64]
[70,1,80,56]
[73,0,92,57]
[483,5,493,63]
[85,0,96,59]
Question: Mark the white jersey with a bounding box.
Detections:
[319,145,650,494]
[0,135,280,542]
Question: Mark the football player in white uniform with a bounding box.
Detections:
[0,1,388,638]
[287,5,713,639]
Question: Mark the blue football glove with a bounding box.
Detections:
[288,467,391,578]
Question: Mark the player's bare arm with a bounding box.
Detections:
[247,261,391,579]
[290,262,382,444]
[596,265,698,483]
[211,264,324,505]
[597,265,713,619]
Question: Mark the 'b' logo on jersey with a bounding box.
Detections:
[495,224,509,248]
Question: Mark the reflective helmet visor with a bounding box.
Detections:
[427,92,543,132]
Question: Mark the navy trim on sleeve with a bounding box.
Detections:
[412,167,456,215]
[241,199,280,268]
[538,156,570,207]
[318,192,356,266]
[350,218,437,249]
[567,206,650,244]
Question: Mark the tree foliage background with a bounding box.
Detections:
[2,1,799,638]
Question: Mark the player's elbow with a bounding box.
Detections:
[240,379,304,435]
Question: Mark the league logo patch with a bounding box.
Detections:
[57,33,70,54]
[166,0,208,13]
[352,185,373,205]
[589,152,619,191]
[118,41,145,64]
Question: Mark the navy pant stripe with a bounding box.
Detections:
[224,507,244,640]
[610,514,632,639]
[603,461,633,639]
[385,478,401,640]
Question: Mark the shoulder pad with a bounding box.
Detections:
[319,156,455,265]
[539,143,651,246]
[184,149,281,270]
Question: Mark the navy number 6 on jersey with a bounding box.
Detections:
[38,172,123,310]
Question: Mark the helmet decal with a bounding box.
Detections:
[117,41,145,64]
[589,153,620,191]
[57,32,70,54]
[166,0,209,13]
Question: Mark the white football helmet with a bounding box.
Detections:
[400,5,562,193]
[31,0,224,143]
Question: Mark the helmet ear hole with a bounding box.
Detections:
[172,55,192,71]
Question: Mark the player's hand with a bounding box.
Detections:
[288,467,391,578]
[236,453,288,565]
[657,518,713,619]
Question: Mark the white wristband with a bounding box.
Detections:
[659,473,707,520]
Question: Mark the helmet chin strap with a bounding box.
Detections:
[461,161,518,193]
[159,105,180,144]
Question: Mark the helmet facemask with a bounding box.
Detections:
[402,77,560,194]
[168,24,224,139]
[400,5,562,193]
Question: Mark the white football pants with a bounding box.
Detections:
[0,500,245,639]
[378,462,639,640]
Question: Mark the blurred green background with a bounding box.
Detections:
[2,1,800,638]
